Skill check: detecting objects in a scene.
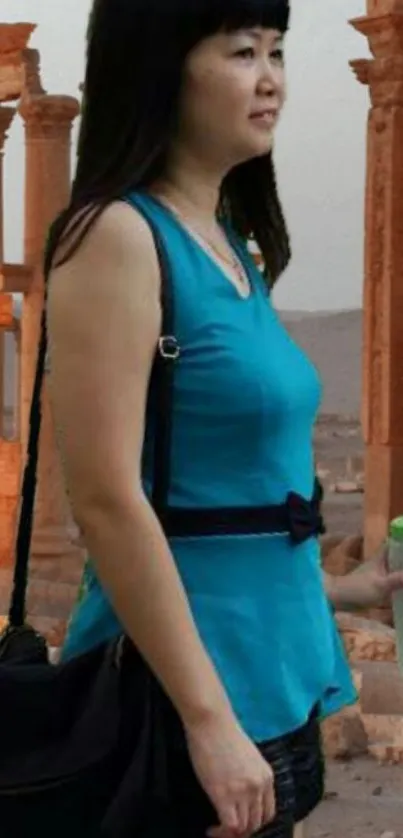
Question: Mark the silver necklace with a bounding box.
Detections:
[161,198,250,294]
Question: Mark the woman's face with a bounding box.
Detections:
[176,27,286,171]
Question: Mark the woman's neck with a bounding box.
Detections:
[152,151,225,230]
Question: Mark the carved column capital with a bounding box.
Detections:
[19,94,80,141]
[351,9,403,103]
[0,23,36,55]
[351,55,403,105]
[0,23,36,103]
[351,11,403,57]
[0,106,15,150]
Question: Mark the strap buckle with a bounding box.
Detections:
[158,335,180,361]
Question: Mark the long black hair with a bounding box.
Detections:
[46,0,291,284]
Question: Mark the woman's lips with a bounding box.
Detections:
[249,110,278,127]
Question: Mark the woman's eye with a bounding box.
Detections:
[235,47,256,60]
[271,48,284,65]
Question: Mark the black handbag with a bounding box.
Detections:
[0,208,181,838]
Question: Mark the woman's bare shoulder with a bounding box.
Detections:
[83,199,156,254]
[48,200,161,313]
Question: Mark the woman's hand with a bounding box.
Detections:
[324,543,403,611]
[184,711,276,838]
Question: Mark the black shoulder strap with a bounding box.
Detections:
[8,211,178,628]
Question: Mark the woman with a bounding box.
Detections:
[46,1,403,836]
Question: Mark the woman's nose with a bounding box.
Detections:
[257,59,282,95]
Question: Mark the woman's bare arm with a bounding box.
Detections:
[47,202,231,726]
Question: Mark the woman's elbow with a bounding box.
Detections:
[71,481,146,535]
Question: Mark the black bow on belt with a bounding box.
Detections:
[286,477,326,545]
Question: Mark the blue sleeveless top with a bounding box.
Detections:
[62,191,356,741]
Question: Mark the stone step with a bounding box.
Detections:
[362,713,403,743]
[357,661,403,715]
[368,740,403,764]
[337,614,396,663]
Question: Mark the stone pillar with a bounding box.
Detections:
[0,26,35,584]
[18,94,80,566]
[0,106,15,261]
[350,0,403,557]
[0,107,14,437]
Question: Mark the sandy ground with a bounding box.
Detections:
[309,759,403,838]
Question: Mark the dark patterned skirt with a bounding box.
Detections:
[257,706,325,835]
[161,705,325,838]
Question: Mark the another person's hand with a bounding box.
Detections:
[184,711,276,838]
[356,543,403,606]
[325,543,403,611]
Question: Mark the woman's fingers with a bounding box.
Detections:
[244,791,264,835]
[262,772,277,827]
[207,777,276,838]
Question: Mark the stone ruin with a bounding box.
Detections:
[0,22,83,644]
[1,2,403,762]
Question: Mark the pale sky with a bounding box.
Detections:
[3,0,370,311]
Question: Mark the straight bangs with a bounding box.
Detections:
[210,0,289,35]
[179,0,290,45]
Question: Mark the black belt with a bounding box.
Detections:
[160,478,326,544]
